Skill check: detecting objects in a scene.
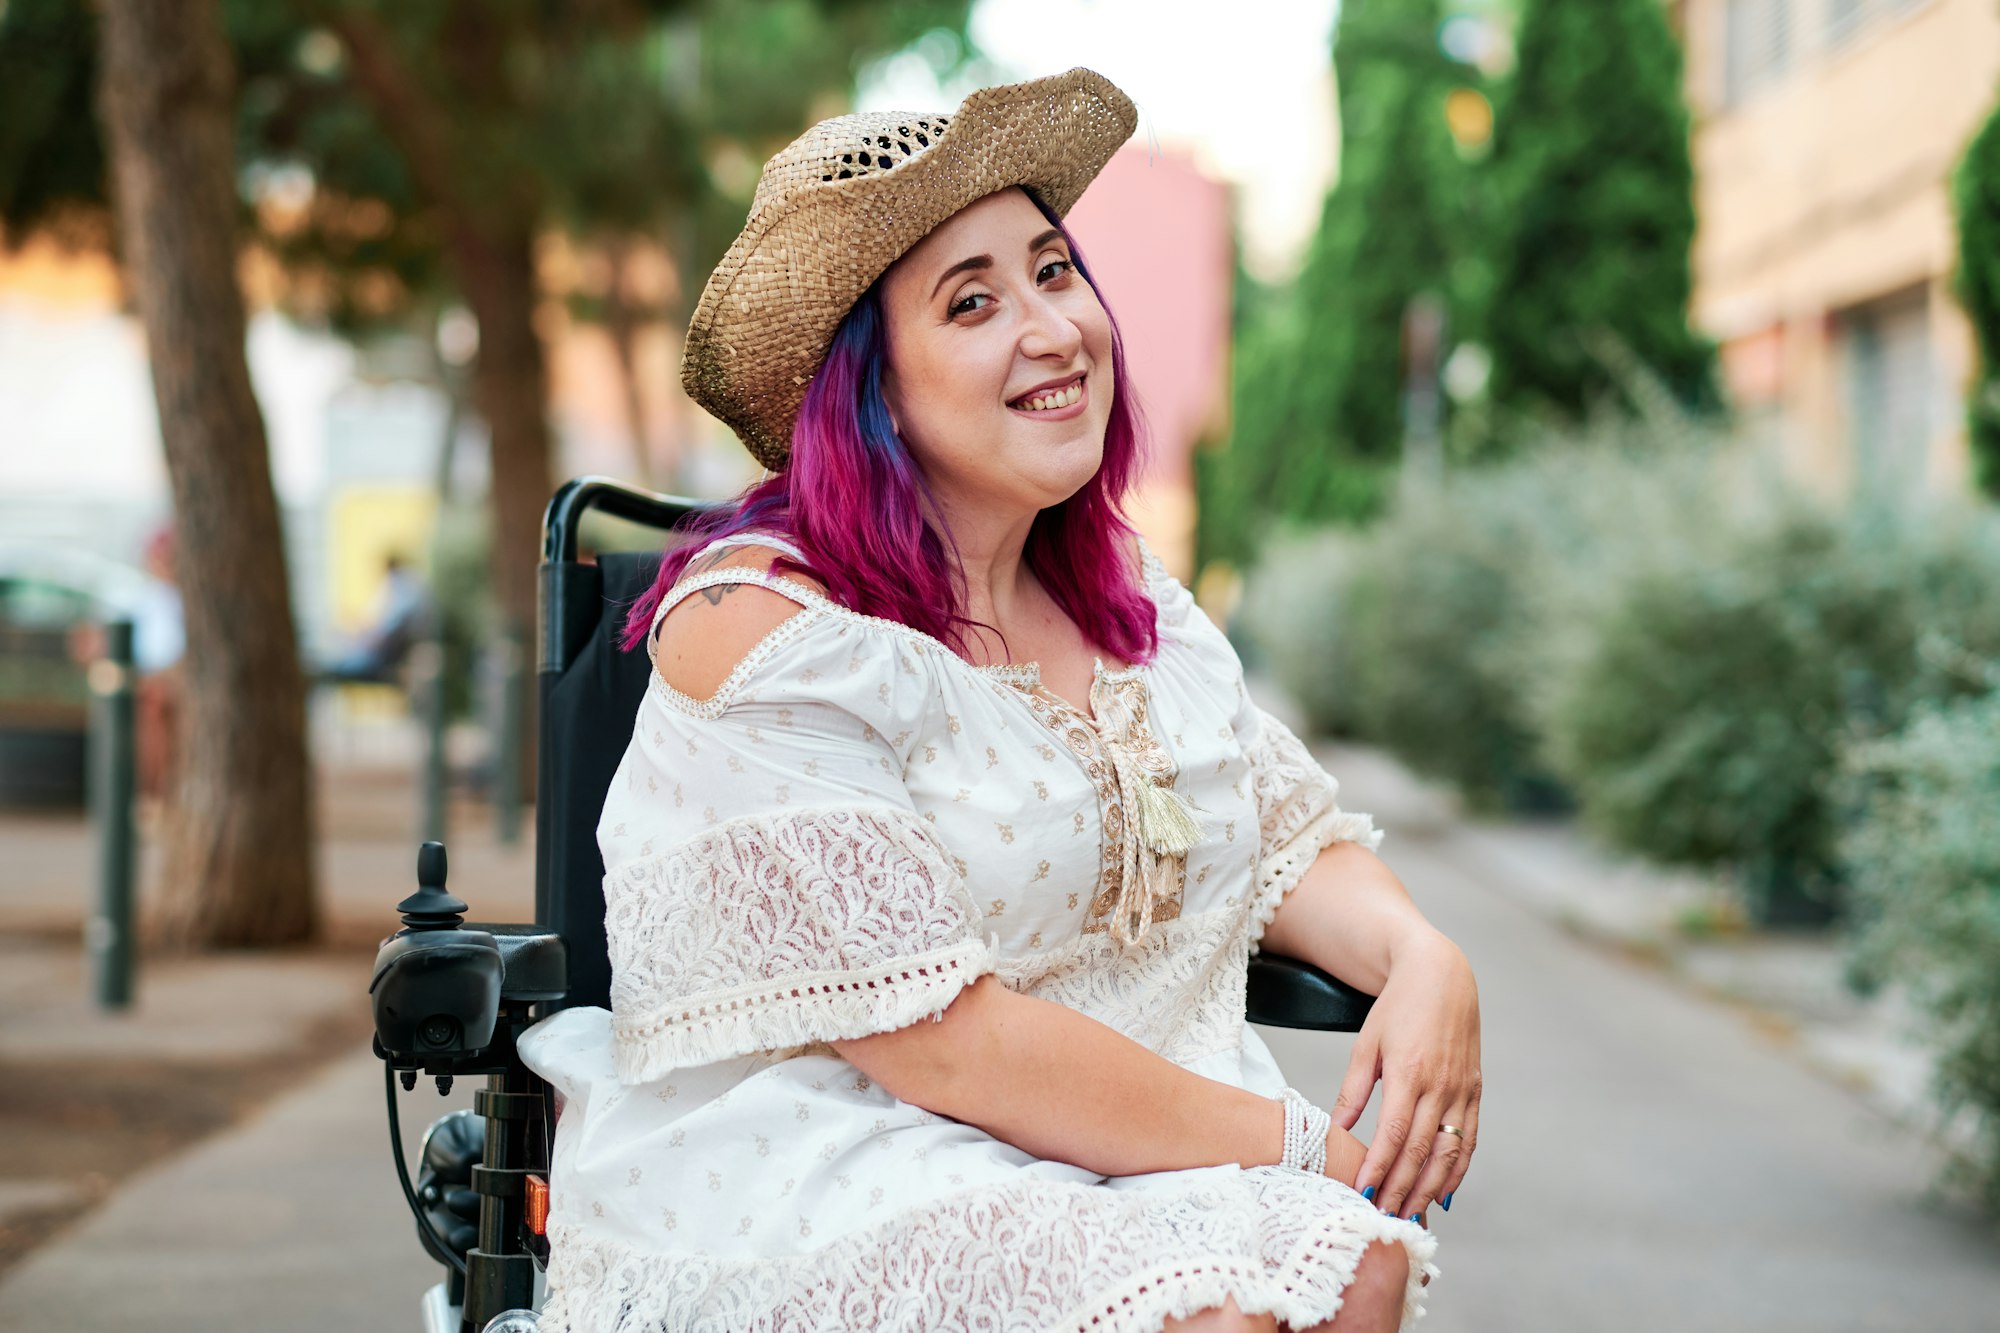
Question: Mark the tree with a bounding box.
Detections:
[94,0,319,947]
[1482,0,1716,435]
[2,0,972,945]
[9,3,975,630]
[1199,0,1472,568]
[1955,85,2000,502]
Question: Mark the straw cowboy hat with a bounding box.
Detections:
[681,67,1139,471]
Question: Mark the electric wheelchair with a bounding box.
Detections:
[369,476,1378,1333]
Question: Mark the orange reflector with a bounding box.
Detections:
[525,1174,550,1236]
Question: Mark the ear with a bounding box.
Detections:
[879,365,904,436]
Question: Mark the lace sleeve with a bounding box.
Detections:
[1238,703,1382,953]
[605,804,993,1083]
[602,618,994,1083]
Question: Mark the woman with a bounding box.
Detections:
[518,68,1481,1332]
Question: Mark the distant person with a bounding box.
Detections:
[322,554,429,685]
[132,525,184,802]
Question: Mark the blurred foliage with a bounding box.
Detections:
[1232,529,1363,739]
[0,0,971,339]
[1535,493,2000,923]
[1199,0,1479,569]
[1238,399,1723,812]
[1307,483,1561,813]
[0,0,972,641]
[1842,686,2000,1207]
[428,498,496,723]
[1241,411,2000,923]
[1956,82,2000,502]
[0,0,103,242]
[1480,0,1718,447]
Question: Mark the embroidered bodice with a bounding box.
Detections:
[593,534,1382,1084]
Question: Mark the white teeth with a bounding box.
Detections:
[1016,380,1082,412]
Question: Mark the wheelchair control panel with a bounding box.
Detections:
[371,841,568,1333]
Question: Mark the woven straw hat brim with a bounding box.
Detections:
[681,67,1138,470]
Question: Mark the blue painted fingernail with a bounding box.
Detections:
[1361,1185,1375,1201]
[1409,1212,1421,1222]
[1441,1193,1454,1212]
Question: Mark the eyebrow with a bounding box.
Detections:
[929,228,1068,301]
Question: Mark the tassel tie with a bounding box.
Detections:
[1093,681,1206,948]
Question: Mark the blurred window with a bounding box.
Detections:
[1836,287,1934,491]
[1724,0,1794,105]
[1829,0,1935,50]
[1825,0,1870,47]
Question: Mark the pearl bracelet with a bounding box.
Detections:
[1279,1088,1331,1176]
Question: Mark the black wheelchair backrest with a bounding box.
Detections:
[536,478,710,1013]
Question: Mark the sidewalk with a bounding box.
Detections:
[0,730,535,1288]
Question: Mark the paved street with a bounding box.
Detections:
[1264,819,2000,1332]
[3,769,1996,1330]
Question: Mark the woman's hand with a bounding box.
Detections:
[1336,929,1481,1220]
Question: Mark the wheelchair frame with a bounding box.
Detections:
[370,476,1377,1333]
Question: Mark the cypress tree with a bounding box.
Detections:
[1200,0,1469,567]
[1483,0,1716,434]
[1955,89,2000,501]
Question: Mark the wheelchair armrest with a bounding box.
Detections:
[1246,953,1374,1033]
[467,923,569,1002]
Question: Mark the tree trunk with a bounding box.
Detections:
[603,237,656,489]
[455,223,554,648]
[95,0,319,948]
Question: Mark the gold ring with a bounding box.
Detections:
[1438,1124,1465,1139]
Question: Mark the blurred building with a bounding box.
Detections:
[1065,144,1234,578]
[1676,0,2000,497]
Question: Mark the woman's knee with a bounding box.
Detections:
[1328,1240,1409,1331]
[1292,1241,1409,1333]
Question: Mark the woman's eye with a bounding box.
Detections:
[949,292,991,318]
[1039,258,1074,283]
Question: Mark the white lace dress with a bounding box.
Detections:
[516,533,1438,1332]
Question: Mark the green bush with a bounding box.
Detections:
[1954,82,2000,501]
[1236,418,2000,924]
[1483,0,1717,435]
[1237,422,1731,812]
[1233,530,1365,739]
[1841,687,2000,1205]
[1331,483,1564,812]
[429,501,495,724]
[1538,509,1859,920]
[1535,495,2000,922]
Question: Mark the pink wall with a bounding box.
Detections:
[1064,145,1234,493]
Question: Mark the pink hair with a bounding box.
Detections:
[623,187,1158,665]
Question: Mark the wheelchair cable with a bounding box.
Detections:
[384,1062,471,1281]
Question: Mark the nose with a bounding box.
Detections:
[1017,287,1083,363]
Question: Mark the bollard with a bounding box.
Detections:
[413,637,448,847]
[493,623,526,846]
[87,618,136,1010]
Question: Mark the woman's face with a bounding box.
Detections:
[878,188,1116,520]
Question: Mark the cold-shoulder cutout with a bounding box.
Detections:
[651,544,829,705]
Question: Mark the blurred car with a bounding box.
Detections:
[0,547,156,810]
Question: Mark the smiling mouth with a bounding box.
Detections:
[1008,374,1086,413]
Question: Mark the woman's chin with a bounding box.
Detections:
[1015,436,1107,504]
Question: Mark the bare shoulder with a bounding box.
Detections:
[654,543,830,703]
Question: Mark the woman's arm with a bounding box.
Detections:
[833,975,1368,1184]
[1260,840,1481,1221]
